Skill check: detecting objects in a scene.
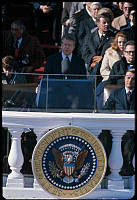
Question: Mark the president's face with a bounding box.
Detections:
[61,39,75,56]
[125,71,135,90]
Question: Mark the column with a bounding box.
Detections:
[33,129,47,189]
[6,129,24,188]
[108,129,126,189]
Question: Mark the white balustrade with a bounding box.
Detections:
[2,111,135,199]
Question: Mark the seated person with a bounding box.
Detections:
[2,20,45,76]
[96,40,135,111]
[82,12,116,86]
[2,55,27,84]
[44,33,86,79]
[120,9,135,40]
[100,31,127,81]
[102,68,135,114]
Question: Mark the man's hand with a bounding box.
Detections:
[40,5,52,13]
[90,56,103,68]
[92,56,103,63]
[65,19,70,26]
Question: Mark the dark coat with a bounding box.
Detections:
[61,2,72,34]
[108,56,135,86]
[77,12,97,56]
[61,2,72,25]
[2,30,45,72]
[69,4,86,34]
[44,52,86,79]
[103,87,135,113]
[82,28,115,67]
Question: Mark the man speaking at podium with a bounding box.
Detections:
[44,33,86,79]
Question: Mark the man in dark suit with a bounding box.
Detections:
[103,68,135,114]
[77,2,102,56]
[82,12,116,86]
[103,68,135,177]
[83,12,116,70]
[44,34,86,79]
[2,20,45,75]
[61,2,72,35]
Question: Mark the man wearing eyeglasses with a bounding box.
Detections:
[112,2,134,30]
[107,40,135,86]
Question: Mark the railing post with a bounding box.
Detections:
[108,129,126,189]
[6,129,24,188]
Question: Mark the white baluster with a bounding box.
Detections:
[6,129,24,188]
[108,129,126,189]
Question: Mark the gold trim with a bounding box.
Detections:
[32,126,107,198]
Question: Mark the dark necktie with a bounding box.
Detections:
[14,40,19,57]
[100,35,105,42]
[61,56,70,74]
[127,91,131,102]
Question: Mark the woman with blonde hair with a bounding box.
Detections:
[100,31,127,81]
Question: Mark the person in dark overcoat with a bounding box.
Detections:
[2,20,45,75]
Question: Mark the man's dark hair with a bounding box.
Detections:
[124,40,135,51]
[96,12,112,23]
[126,68,135,75]
[61,33,76,46]
[11,20,25,31]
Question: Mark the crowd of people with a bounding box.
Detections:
[2,2,135,113]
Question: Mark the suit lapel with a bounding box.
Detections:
[121,88,128,109]
[94,30,100,46]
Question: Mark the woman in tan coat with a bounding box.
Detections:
[100,31,127,81]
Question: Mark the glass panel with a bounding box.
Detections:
[2,72,134,114]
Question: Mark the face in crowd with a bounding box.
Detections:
[123,2,134,18]
[124,44,135,63]
[90,3,101,19]
[117,36,127,52]
[61,39,75,56]
[97,17,111,34]
[125,71,135,90]
[11,23,24,40]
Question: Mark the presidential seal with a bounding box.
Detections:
[32,126,106,198]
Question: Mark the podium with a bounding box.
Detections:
[36,78,94,111]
